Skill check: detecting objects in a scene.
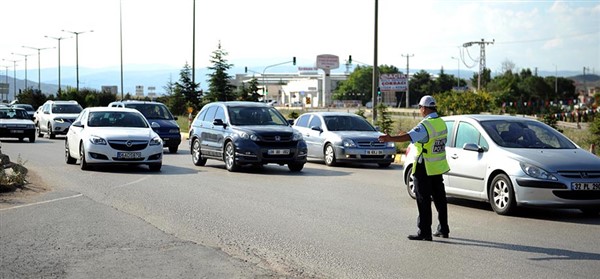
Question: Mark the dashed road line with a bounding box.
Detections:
[0,194,84,212]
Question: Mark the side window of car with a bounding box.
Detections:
[295,114,310,127]
[444,120,455,147]
[455,122,485,150]
[308,116,322,129]
[202,106,217,122]
[214,107,225,122]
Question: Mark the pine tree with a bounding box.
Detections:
[206,41,236,102]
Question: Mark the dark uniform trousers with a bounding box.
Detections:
[413,161,450,236]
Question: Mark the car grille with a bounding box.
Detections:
[356,140,387,148]
[260,134,293,142]
[108,140,149,151]
[256,141,298,148]
[557,171,600,179]
[553,190,600,200]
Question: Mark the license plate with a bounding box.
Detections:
[268,149,290,155]
[117,152,142,159]
[572,182,600,190]
[366,150,384,155]
[10,130,24,133]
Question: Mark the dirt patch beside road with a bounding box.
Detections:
[0,170,50,209]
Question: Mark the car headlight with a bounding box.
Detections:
[342,139,356,147]
[239,132,259,141]
[292,132,303,141]
[27,124,35,129]
[520,162,558,181]
[386,142,395,148]
[149,136,162,146]
[0,124,6,128]
[54,118,65,123]
[88,135,107,145]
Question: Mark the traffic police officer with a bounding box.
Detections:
[378,95,450,241]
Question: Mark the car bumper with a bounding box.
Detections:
[234,140,308,165]
[52,121,72,135]
[160,133,182,147]
[83,143,163,165]
[514,178,600,208]
[0,128,35,139]
[334,145,396,164]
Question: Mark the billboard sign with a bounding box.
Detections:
[379,73,407,91]
[316,54,339,70]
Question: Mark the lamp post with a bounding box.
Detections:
[22,46,54,92]
[45,35,70,94]
[451,56,460,88]
[62,29,93,92]
[11,53,32,90]
[262,58,295,103]
[2,59,19,99]
[1,64,11,102]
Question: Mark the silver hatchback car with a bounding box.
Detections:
[293,112,396,167]
[403,114,600,215]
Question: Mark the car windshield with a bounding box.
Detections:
[14,104,34,112]
[480,120,577,149]
[324,115,376,132]
[87,111,149,128]
[0,109,30,119]
[125,103,174,120]
[229,106,288,126]
[52,104,83,114]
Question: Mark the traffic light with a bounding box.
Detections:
[292,57,296,65]
[377,87,381,96]
[244,66,247,73]
[348,55,352,64]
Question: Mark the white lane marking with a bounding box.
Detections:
[0,194,84,212]
[113,176,149,189]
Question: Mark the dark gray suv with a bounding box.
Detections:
[189,101,307,172]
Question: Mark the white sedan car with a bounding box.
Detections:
[65,107,163,171]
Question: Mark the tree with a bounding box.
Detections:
[375,103,393,134]
[205,41,236,102]
[471,68,492,90]
[435,67,455,93]
[15,88,47,109]
[172,63,202,112]
[333,64,401,105]
[237,77,261,101]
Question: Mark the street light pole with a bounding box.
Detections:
[451,56,460,88]
[372,0,379,122]
[0,65,8,102]
[262,59,295,103]
[22,46,54,92]
[2,59,19,99]
[45,35,69,94]
[11,53,32,90]
[63,29,93,92]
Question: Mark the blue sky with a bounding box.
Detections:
[1,0,599,82]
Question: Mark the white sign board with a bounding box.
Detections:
[379,73,408,91]
[316,54,339,70]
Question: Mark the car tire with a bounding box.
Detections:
[378,162,391,168]
[288,163,304,172]
[149,163,162,172]
[405,164,416,199]
[29,135,35,143]
[18,137,24,142]
[224,141,239,172]
[36,123,43,137]
[168,145,178,154]
[191,138,207,166]
[489,173,517,215]
[79,144,90,170]
[65,140,76,164]
[580,208,599,216]
[48,123,55,139]
[324,144,337,166]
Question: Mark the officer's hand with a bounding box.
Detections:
[378,134,391,142]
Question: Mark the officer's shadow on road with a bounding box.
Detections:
[92,164,198,175]
[437,237,600,261]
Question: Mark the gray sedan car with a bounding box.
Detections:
[293,112,396,167]
[403,114,600,215]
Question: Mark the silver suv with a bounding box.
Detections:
[36,100,83,139]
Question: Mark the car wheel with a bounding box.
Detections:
[168,145,178,154]
[405,165,416,199]
[191,138,207,166]
[489,174,517,215]
[36,123,43,137]
[29,135,35,143]
[48,123,55,139]
[18,137,24,142]
[288,163,304,172]
[378,162,391,168]
[224,141,239,172]
[324,144,337,166]
[149,163,162,172]
[65,140,76,164]
[79,143,90,170]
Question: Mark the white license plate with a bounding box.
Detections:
[268,149,290,155]
[10,130,24,133]
[366,150,384,155]
[117,152,142,159]
[572,182,600,190]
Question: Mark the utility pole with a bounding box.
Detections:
[12,53,32,90]
[372,0,379,122]
[401,54,414,108]
[22,46,54,92]
[462,38,494,91]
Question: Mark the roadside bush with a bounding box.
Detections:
[0,155,29,192]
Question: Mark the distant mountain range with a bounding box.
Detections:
[0,65,595,102]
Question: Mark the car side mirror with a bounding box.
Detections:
[213,118,227,128]
[173,116,178,120]
[151,122,160,129]
[72,121,83,128]
[463,143,484,153]
[287,119,295,125]
[310,126,322,132]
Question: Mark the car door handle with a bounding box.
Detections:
[450,154,458,159]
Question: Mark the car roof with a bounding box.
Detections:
[301,112,361,117]
[0,107,26,111]
[443,114,539,122]
[209,101,270,108]
[86,107,141,113]
[111,100,165,105]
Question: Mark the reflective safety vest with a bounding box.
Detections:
[413,117,450,176]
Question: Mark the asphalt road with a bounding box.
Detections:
[1,136,599,278]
